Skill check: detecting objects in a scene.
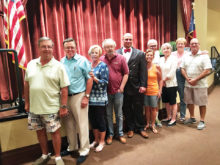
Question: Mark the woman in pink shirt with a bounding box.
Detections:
[171,38,188,122]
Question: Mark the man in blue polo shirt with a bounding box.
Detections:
[60,38,93,164]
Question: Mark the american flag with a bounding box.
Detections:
[188,9,196,39]
[3,0,27,69]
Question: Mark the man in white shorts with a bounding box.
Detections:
[181,38,212,130]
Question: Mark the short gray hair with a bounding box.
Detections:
[161,43,172,51]
[102,38,116,48]
[147,39,158,46]
[88,45,102,56]
[38,37,54,47]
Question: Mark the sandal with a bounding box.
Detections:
[151,127,158,134]
[144,125,150,131]
[89,141,98,149]
[95,143,105,152]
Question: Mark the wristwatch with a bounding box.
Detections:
[85,94,90,98]
[60,105,67,109]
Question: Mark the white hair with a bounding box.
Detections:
[102,38,116,48]
[147,39,158,46]
[123,33,133,38]
[161,43,172,51]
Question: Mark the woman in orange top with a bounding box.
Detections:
[144,49,163,133]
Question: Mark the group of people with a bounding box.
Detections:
[24,34,212,165]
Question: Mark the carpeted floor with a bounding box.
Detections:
[23,85,220,165]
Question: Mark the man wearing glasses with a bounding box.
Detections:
[24,37,70,165]
[60,38,93,164]
[181,38,212,130]
[147,39,161,65]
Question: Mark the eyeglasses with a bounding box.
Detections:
[149,45,157,48]
[40,45,53,49]
[124,39,133,41]
[190,43,199,45]
[64,46,76,50]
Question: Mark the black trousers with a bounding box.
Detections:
[123,93,145,132]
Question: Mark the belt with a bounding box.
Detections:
[68,92,80,96]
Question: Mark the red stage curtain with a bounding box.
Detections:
[0,0,177,101]
[25,0,177,61]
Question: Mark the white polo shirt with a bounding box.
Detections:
[25,57,70,114]
[181,51,212,88]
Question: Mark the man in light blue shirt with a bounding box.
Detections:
[60,38,93,164]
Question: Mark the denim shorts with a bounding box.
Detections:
[144,95,158,108]
[28,113,61,133]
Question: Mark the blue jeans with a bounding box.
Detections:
[176,69,186,118]
[106,92,124,137]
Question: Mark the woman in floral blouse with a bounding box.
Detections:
[88,45,109,152]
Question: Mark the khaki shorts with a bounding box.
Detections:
[28,113,61,133]
[184,87,208,106]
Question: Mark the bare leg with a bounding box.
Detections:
[151,107,158,133]
[165,103,171,119]
[51,128,61,157]
[171,104,177,122]
[36,129,49,155]
[99,131,106,144]
[151,107,157,127]
[93,129,99,143]
[187,104,195,118]
[144,106,151,129]
[199,106,206,121]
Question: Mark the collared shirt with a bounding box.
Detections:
[25,57,70,114]
[171,50,190,68]
[122,47,132,63]
[100,53,129,95]
[181,50,212,88]
[152,50,160,64]
[61,53,91,94]
[159,54,178,87]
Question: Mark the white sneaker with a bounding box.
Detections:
[89,141,98,149]
[179,117,185,122]
[56,159,64,165]
[197,121,206,130]
[95,143,104,152]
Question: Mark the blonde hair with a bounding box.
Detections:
[88,45,102,56]
[176,38,187,45]
[145,49,154,55]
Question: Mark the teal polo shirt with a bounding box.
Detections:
[61,54,91,94]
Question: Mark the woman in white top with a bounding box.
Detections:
[159,43,178,126]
